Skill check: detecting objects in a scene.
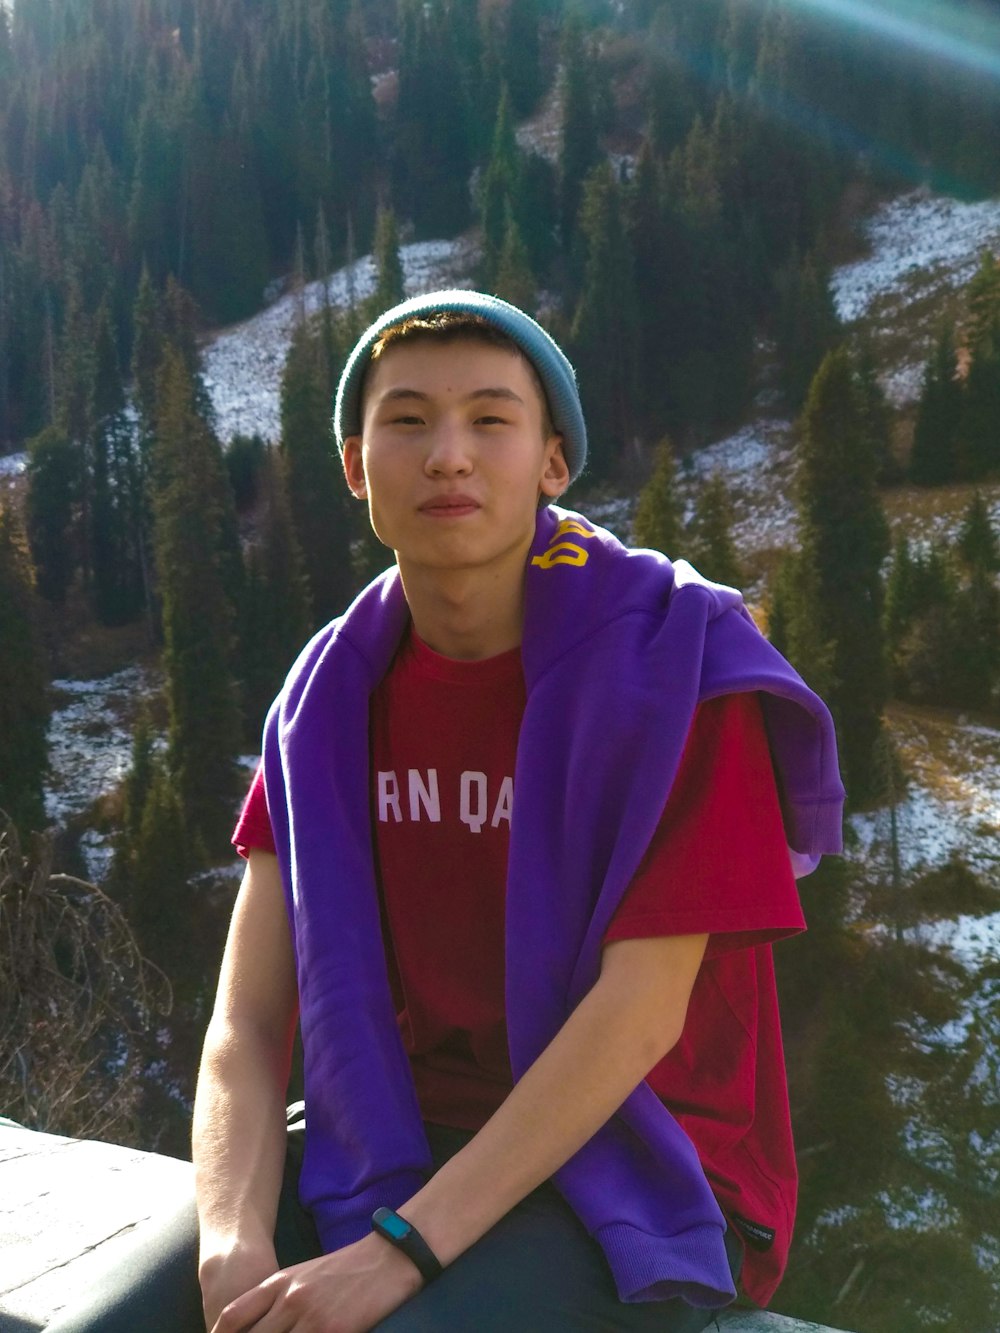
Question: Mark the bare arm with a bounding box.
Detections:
[192,849,300,1327]
[215,930,708,1332]
[399,930,709,1263]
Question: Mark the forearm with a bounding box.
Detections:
[194,851,298,1264]
[192,1019,292,1256]
[399,933,707,1269]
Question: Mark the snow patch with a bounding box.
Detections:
[45,666,162,824]
[880,360,927,409]
[78,827,116,884]
[850,709,1000,964]
[0,451,27,478]
[917,909,1000,966]
[833,189,1000,325]
[685,420,799,554]
[582,496,634,543]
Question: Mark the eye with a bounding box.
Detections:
[476,414,508,426]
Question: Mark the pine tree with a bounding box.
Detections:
[958,338,1000,480]
[239,449,312,740]
[314,201,333,295]
[131,265,164,434]
[120,713,157,850]
[280,323,354,625]
[957,490,1000,573]
[627,141,689,440]
[393,0,472,237]
[558,19,600,250]
[0,503,49,834]
[128,84,184,287]
[225,433,267,513]
[124,760,196,984]
[570,162,640,479]
[965,250,1000,352]
[952,568,999,711]
[162,278,212,422]
[187,91,269,323]
[910,325,962,485]
[768,548,837,703]
[150,348,242,855]
[25,425,80,604]
[57,275,94,449]
[502,0,544,118]
[665,107,756,437]
[450,0,495,159]
[493,209,536,313]
[331,4,381,243]
[370,205,405,316]
[480,86,523,289]
[855,336,897,485]
[773,249,840,411]
[957,254,1000,478]
[893,546,961,707]
[883,537,919,694]
[519,151,560,282]
[796,347,890,805]
[690,473,742,588]
[89,298,141,624]
[632,439,683,557]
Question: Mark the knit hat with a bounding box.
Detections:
[333,290,588,484]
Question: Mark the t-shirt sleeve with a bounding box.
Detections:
[231,761,277,858]
[604,692,805,959]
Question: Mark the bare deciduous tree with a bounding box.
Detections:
[0,813,171,1145]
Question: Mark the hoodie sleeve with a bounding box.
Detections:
[604,693,805,956]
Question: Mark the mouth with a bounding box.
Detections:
[418,496,482,518]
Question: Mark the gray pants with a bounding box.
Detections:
[45,1111,742,1332]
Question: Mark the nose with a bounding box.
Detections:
[424,418,473,476]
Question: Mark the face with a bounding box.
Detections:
[342,338,569,579]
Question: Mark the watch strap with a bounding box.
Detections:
[371,1206,444,1284]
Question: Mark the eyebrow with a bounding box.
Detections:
[376,386,527,406]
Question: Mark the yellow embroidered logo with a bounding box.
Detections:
[530,519,597,570]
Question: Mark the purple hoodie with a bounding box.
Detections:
[262,505,844,1308]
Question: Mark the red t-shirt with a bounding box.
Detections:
[233,627,805,1304]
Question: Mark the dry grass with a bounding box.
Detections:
[860,265,969,375]
[881,479,1000,547]
[0,816,171,1144]
[886,700,1000,831]
[35,591,159,682]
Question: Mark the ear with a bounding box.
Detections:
[539,435,570,500]
[342,435,367,498]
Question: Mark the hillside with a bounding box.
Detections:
[4,1,1000,1323]
[25,187,1000,979]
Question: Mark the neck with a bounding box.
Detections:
[396,558,527,661]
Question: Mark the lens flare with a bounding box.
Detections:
[780,0,1000,82]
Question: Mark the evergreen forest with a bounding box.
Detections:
[2,2,1000,1329]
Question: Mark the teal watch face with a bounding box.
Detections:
[380,1212,411,1240]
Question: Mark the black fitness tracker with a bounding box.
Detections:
[371,1206,444,1284]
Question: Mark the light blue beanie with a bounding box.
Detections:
[333,290,588,484]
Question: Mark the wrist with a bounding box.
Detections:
[198,1232,276,1283]
[198,1237,279,1332]
[361,1229,426,1300]
[372,1206,444,1285]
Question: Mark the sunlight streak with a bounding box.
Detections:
[783,0,1000,82]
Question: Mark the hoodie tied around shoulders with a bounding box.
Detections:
[261,505,845,1310]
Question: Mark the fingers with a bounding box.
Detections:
[212,1279,280,1333]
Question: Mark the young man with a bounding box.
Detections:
[195,290,844,1333]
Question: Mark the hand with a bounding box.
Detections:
[210,1231,424,1333]
[200,1239,281,1332]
